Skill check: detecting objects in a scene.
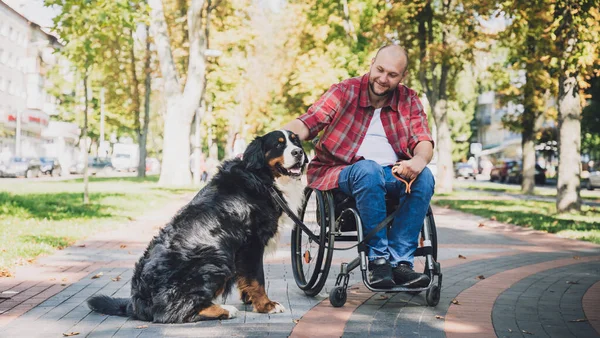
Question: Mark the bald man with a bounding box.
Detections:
[283,44,435,289]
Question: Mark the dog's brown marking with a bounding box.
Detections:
[237,277,279,313]
[268,155,285,177]
[278,137,284,143]
[290,134,296,139]
[197,304,231,319]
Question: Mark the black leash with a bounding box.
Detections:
[270,188,320,242]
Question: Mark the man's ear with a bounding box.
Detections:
[243,136,265,170]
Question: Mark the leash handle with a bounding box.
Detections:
[391,164,416,194]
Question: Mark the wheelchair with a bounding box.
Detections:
[290,187,442,308]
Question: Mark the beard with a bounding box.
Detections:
[369,79,394,97]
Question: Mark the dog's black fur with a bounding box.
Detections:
[87,130,307,323]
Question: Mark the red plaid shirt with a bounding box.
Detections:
[298,73,434,191]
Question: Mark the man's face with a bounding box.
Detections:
[368,50,406,97]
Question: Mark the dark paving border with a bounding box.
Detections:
[492,261,600,338]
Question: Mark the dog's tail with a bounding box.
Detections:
[87,295,132,317]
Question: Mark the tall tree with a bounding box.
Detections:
[47,0,138,203]
[551,0,600,212]
[495,0,555,195]
[149,0,207,186]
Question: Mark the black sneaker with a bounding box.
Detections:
[368,258,396,289]
[393,263,430,288]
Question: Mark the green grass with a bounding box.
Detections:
[454,180,600,201]
[0,175,198,275]
[433,191,600,244]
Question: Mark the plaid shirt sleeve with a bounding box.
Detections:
[407,89,435,155]
[298,84,344,140]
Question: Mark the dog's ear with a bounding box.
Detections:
[243,136,265,170]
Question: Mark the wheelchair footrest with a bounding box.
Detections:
[414,246,433,257]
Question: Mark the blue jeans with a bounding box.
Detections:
[338,160,435,268]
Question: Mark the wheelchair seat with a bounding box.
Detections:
[331,189,399,232]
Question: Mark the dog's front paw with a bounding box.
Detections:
[268,301,285,314]
[254,301,285,314]
[221,305,239,319]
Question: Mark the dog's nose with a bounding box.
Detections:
[291,148,302,159]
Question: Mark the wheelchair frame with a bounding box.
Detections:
[290,187,442,307]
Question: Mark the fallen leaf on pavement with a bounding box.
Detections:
[77,244,86,248]
[378,295,389,300]
[435,315,444,319]
[566,281,579,284]
[476,275,485,280]
[569,318,588,322]
[490,216,497,221]
[293,319,300,324]
[136,325,148,329]
[522,329,533,335]
[91,272,103,279]
[111,276,122,282]
[573,256,581,260]
[62,332,79,336]
[478,223,485,228]
[120,244,127,249]
[458,254,467,259]
[451,299,460,305]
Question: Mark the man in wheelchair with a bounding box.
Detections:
[283,44,435,289]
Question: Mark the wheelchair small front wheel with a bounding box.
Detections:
[426,284,440,306]
[329,286,347,307]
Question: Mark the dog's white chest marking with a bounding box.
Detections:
[264,177,305,256]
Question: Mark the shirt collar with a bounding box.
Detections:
[359,73,399,112]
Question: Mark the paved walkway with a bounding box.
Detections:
[1,195,599,337]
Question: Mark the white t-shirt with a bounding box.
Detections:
[356,108,398,166]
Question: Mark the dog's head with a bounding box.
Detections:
[243,130,308,178]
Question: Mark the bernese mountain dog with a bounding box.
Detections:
[87,130,307,323]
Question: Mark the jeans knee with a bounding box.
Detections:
[415,166,435,194]
[350,160,385,188]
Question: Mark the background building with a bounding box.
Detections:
[0,0,78,164]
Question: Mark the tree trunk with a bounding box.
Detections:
[556,75,582,212]
[161,112,192,186]
[521,63,539,195]
[433,99,453,194]
[138,23,152,177]
[149,0,207,186]
[82,71,90,204]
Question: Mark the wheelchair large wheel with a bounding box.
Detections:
[409,206,439,295]
[291,188,335,296]
[425,206,438,261]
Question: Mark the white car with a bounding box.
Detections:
[587,170,600,190]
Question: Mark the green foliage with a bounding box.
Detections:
[45,0,150,142]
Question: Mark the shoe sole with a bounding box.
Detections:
[399,276,430,288]
[370,278,396,289]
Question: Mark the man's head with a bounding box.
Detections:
[368,44,409,97]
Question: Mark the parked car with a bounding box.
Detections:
[490,159,518,183]
[0,157,42,178]
[587,169,600,190]
[455,163,477,180]
[39,157,62,176]
[69,157,114,175]
[506,162,547,185]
